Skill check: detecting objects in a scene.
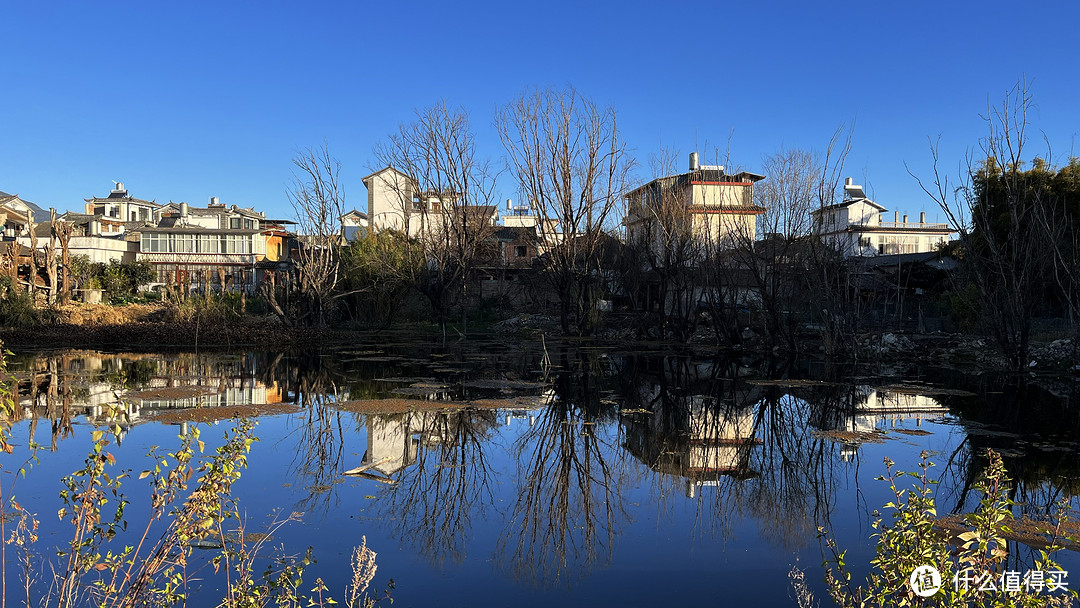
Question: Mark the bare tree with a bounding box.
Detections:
[802,128,859,356]
[626,147,706,340]
[727,148,825,351]
[55,217,74,305]
[910,80,1056,370]
[373,102,500,337]
[45,208,59,305]
[497,86,633,336]
[285,143,350,327]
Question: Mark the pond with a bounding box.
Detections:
[3,340,1080,606]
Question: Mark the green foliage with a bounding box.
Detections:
[820,450,1078,607]
[92,260,156,303]
[0,275,40,327]
[2,415,389,607]
[341,231,420,326]
[67,254,98,290]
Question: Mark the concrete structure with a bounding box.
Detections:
[812,178,954,257]
[363,166,499,240]
[625,152,766,255]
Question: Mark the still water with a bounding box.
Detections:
[4,340,1080,606]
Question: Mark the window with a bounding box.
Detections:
[514,245,527,258]
[229,217,241,230]
[244,219,254,230]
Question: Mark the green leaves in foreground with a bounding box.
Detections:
[819,450,1079,608]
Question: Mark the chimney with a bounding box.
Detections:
[689,152,699,171]
[210,196,220,207]
[180,202,189,218]
[920,211,926,224]
[903,214,908,224]
[894,211,899,223]
[845,177,853,187]
[506,199,512,211]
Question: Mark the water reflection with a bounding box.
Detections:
[497,349,628,586]
[5,347,1080,597]
[375,409,500,566]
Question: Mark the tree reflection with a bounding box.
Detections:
[278,351,354,514]
[374,409,499,566]
[497,349,628,586]
[617,354,841,551]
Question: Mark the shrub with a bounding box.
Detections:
[816,450,1078,607]
[0,275,39,327]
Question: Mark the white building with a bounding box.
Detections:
[363,166,418,235]
[812,178,953,257]
[625,152,766,254]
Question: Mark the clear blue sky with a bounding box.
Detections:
[3,1,1078,223]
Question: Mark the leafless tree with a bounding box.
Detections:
[910,80,1056,370]
[723,148,831,351]
[54,217,74,305]
[497,86,633,335]
[625,147,706,340]
[45,209,59,305]
[284,143,351,327]
[373,102,500,337]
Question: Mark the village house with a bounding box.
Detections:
[624,152,766,256]
[363,166,499,240]
[0,190,47,239]
[132,197,268,291]
[812,178,954,257]
[340,209,368,242]
[83,182,161,235]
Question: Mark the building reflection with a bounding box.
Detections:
[4,350,282,448]
[810,384,949,460]
[623,397,761,498]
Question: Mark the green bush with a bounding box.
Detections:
[0,276,39,327]
[93,260,156,304]
[816,451,1078,607]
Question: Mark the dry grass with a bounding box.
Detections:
[346,537,378,608]
[935,514,1080,551]
[334,395,543,415]
[147,403,298,423]
[54,303,167,326]
[891,428,933,436]
[812,429,888,444]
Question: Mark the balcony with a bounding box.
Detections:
[875,221,949,230]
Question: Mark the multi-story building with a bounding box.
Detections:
[624,152,766,255]
[0,190,47,239]
[363,166,499,239]
[812,178,954,257]
[132,198,267,290]
[83,182,161,235]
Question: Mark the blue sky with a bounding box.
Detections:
[2,1,1078,223]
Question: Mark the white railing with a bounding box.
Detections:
[876,221,949,230]
[136,252,257,265]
